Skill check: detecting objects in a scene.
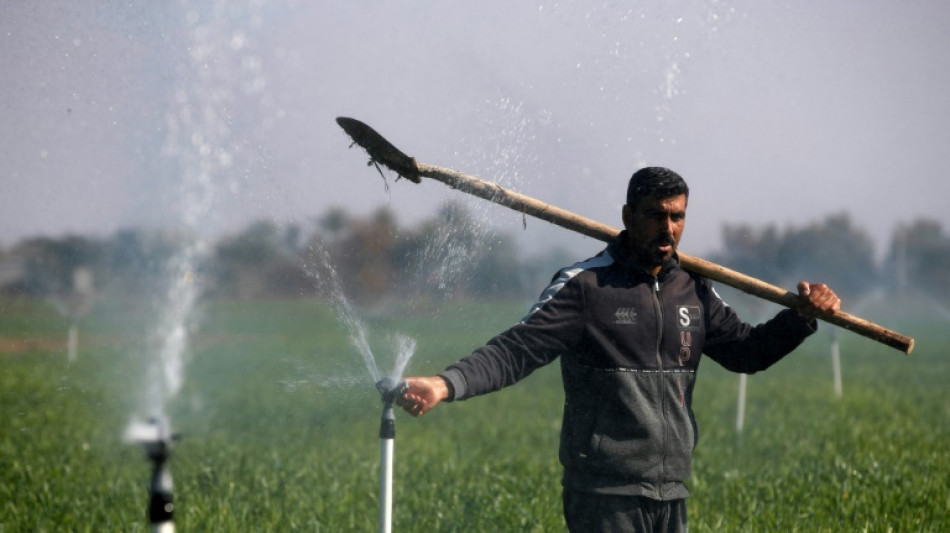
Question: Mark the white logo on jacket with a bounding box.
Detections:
[677,305,702,330]
[614,307,638,324]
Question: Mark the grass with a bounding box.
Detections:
[0,295,947,531]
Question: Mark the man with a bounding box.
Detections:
[397,167,841,532]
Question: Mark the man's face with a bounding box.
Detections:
[622,193,688,273]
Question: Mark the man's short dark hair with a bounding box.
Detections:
[626,167,689,208]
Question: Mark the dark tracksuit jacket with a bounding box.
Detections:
[439,231,817,500]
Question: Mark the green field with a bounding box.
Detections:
[1,295,947,531]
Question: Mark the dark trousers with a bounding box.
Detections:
[563,489,688,533]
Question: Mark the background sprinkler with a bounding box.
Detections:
[375,377,408,533]
[125,417,178,533]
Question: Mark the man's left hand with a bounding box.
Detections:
[797,281,841,320]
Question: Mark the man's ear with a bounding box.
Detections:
[622,204,633,230]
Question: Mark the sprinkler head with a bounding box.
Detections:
[376,377,409,404]
[125,417,179,463]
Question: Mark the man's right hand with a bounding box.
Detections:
[396,376,450,417]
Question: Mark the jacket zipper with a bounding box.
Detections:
[651,277,669,498]
[652,278,663,367]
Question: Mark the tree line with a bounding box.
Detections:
[2,204,948,308]
[711,215,950,303]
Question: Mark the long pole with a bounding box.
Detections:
[736,373,747,433]
[831,329,843,398]
[336,117,915,354]
[67,323,79,363]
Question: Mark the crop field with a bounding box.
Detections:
[1,295,948,531]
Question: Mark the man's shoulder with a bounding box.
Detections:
[677,265,713,287]
[554,250,615,280]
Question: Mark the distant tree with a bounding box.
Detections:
[15,236,103,297]
[396,201,523,299]
[717,224,784,283]
[330,207,400,303]
[317,207,349,242]
[102,228,179,296]
[714,213,878,299]
[468,234,523,297]
[283,223,304,255]
[305,202,527,304]
[883,219,950,302]
[216,220,282,266]
[405,202,482,298]
[213,220,310,298]
[777,213,879,298]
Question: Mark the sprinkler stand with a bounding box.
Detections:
[375,377,408,533]
[128,417,177,533]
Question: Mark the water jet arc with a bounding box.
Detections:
[335,116,914,354]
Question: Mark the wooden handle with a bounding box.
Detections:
[337,117,915,354]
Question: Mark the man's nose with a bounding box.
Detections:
[663,217,675,235]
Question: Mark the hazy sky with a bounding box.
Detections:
[3,1,949,260]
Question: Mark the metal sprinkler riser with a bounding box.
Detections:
[374,377,407,533]
[148,446,175,532]
[130,417,178,533]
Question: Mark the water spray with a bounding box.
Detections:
[126,417,178,533]
[375,377,408,533]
